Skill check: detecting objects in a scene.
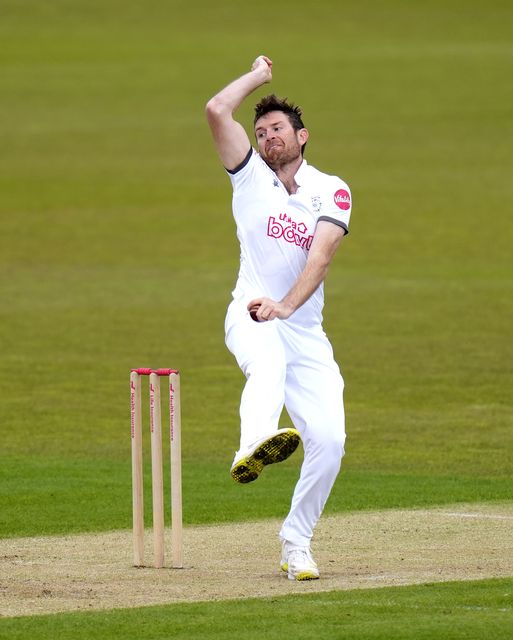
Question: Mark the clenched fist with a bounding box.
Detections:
[251,55,273,83]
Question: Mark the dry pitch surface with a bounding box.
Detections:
[1,503,512,618]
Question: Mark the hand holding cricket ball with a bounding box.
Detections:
[251,55,273,83]
[248,297,293,322]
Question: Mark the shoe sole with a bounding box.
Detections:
[231,429,301,483]
[281,562,319,581]
[289,571,319,581]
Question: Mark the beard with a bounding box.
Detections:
[263,139,302,170]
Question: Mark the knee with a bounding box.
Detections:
[326,430,346,461]
[305,427,345,466]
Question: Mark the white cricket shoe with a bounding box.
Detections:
[230,428,301,484]
[281,540,320,581]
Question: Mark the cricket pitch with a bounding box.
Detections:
[1,502,512,617]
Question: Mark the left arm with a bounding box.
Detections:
[248,221,345,322]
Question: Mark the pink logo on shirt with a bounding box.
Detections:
[334,189,351,211]
[267,214,313,250]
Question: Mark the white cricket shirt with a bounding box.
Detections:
[227,148,352,327]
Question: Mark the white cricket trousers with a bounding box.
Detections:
[225,299,346,547]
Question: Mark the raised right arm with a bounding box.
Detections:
[205,55,273,171]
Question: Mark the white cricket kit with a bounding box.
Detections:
[225,149,352,547]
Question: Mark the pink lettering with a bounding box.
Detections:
[268,217,284,239]
[283,225,297,244]
[267,216,313,251]
[130,382,136,438]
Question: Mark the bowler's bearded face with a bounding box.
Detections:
[255,111,303,170]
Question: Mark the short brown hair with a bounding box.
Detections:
[254,94,307,153]
[254,94,305,129]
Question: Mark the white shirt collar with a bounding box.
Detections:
[294,158,308,187]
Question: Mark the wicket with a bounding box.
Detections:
[130,368,183,569]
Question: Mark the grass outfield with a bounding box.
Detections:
[1,0,512,636]
[1,579,512,639]
[2,461,512,537]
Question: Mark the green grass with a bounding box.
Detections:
[1,0,512,636]
[1,579,512,640]
[1,459,511,537]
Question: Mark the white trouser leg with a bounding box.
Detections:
[279,324,346,547]
[225,301,287,455]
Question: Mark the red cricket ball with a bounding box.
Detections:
[249,304,261,322]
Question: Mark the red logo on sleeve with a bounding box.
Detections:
[334,189,351,211]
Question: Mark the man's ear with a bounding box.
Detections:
[298,128,309,146]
